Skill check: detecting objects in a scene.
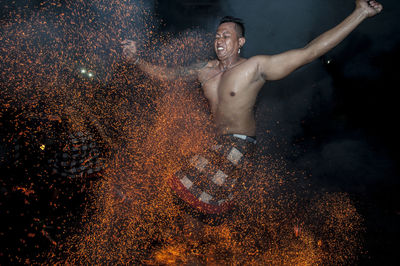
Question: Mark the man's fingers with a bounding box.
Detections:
[367,0,383,13]
[122,48,134,59]
[121,40,136,46]
[121,39,138,60]
[368,0,379,8]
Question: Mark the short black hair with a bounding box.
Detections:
[219,16,245,38]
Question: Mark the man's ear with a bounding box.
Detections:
[239,37,246,48]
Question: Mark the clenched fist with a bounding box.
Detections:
[121,39,138,63]
[356,0,383,17]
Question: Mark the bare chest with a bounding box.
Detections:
[200,64,260,108]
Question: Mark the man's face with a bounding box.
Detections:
[214,22,244,60]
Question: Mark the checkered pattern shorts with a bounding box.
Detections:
[170,134,256,214]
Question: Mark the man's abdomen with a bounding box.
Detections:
[215,109,256,136]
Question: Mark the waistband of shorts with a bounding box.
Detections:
[223,134,257,144]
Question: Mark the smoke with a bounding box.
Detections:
[216,0,399,192]
[2,0,399,264]
[209,3,400,262]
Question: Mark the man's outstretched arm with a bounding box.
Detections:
[257,0,383,81]
[121,40,207,81]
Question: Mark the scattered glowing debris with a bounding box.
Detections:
[0,0,364,264]
[14,187,35,197]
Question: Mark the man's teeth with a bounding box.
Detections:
[217,47,224,50]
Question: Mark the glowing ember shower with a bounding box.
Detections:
[0,0,366,264]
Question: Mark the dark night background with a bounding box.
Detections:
[1,0,399,264]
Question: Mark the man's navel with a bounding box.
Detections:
[230,91,236,97]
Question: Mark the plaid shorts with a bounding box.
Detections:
[170,134,256,216]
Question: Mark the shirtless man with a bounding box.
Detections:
[122,0,382,221]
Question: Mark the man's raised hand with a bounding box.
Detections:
[356,0,383,17]
[121,40,138,62]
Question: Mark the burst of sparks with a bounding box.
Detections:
[1,0,364,265]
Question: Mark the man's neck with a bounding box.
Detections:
[219,56,241,71]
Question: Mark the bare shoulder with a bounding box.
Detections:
[196,59,218,75]
[245,55,274,80]
[179,60,212,76]
[239,55,272,72]
[193,60,211,70]
[248,55,272,65]
[240,55,272,74]
[204,59,218,70]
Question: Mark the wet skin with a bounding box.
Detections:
[122,0,383,137]
[197,22,262,136]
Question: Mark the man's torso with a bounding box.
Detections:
[197,57,266,136]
